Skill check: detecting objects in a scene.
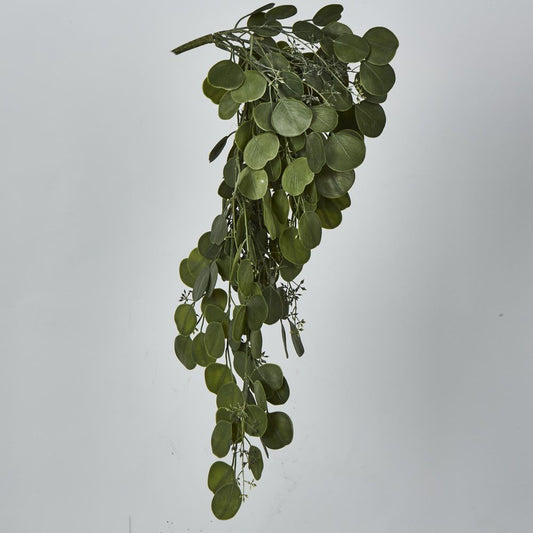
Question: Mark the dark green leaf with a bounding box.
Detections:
[261,411,294,449]
[279,259,303,282]
[235,121,253,151]
[188,247,210,277]
[250,329,263,358]
[231,305,247,343]
[265,377,290,405]
[312,4,343,26]
[174,334,196,370]
[293,20,323,42]
[211,420,233,457]
[278,71,304,99]
[252,363,283,390]
[208,60,245,90]
[279,226,311,265]
[216,382,243,409]
[179,258,196,288]
[289,320,304,356]
[298,211,322,249]
[359,62,396,96]
[201,288,228,313]
[333,33,370,63]
[237,259,254,294]
[354,101,386,137]
[211,483,242,520]
[237,167,268,200]
[310,104,338,133]
[280,321,290,358]
[193,332,215,367]
[262,285,283,325]
[209,135,229,162]
[316,196,342,229]
[324,130,366,171]
[254,380,267,410]
[315,166,355,198]
[204,322,225,359]
[246,294,269,331]
[210,214,227,245]
[223,157,239,187]
[243,132,280,170]
[193,266,210,301]
[266,5,297,20]
[253,101,275,132]
[248,445,264,480]
[305,132,326,173]
[245,405,268,437]
[208,461,235,493]
[218,92,241,120]
[363,26,399,65]
[272,189,289,223]
[198,231,221,260]
[202,77,227,104]
[231,70,267,103]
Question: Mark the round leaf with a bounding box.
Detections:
[211,420,232,458]
[265,377,290,405]
[324,130,366,171]
[252,363,283,390]
[231,70,267,103]
[235,121,253,151]
[262,285,283,325]
[218,91,241,120]
[204,322,225,359]
[316,196,342,229]
[315,166,355,198]
[193,332,215,367]
[208,60,245,90]
[237,167,268,200]
[245,405,268,437]
[174,335,195,370]
[271,98,313,137]
[279,259,303,281]
[359,62,396,96]
[292,21,323,42]
[333,33,370,63]
[298,211,322,249]
[354,101,386,137]
[205,363,233,394]
[266,5,297,20]
[246,294,269,331]
[253,101,275,131]
[174,304,197,336]
[202,77,226,104]
[278,71,304,99]
[248,445,264,480]
[305,132,326,173]
[281,157,314,196]
[243,133,280,170]
[208,462,235,493]
[280,227,311,265]
[261,411,294,449]
[216,382,243,409]
[272,190,289,223]
[231,305,247,343]
[363,26,399,65]
[201,288,228,313]
[310,104,338,132]
[211,483,242,520]
[179,258,196,288]
[312,4,343,26]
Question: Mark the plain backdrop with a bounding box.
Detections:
[1,1,532,532]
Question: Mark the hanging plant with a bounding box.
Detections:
[171,3,398,520]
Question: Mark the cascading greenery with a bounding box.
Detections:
[171,3,398,520]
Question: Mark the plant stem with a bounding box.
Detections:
[171,34,215,55]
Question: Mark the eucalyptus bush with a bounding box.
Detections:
[172,3,398,520]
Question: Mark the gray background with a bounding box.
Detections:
[1,0,532,531]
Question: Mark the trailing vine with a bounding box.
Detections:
[171,3,398,520]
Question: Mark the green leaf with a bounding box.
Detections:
[208,135,229,163]
[278,71,304,99]
[254,380,268,410]
[354,101,386,138]
[316,196,342,229]
[331,192,351,211]
[193,265,210,301]
[235,121,253,151]
[281,157,314,196]
[324,130,366,171]
[207,261,218,298]
[211,420,233,458]
[333,33,370,63]
[305,132,326,173]
[210,214,227,245]
[279,258,303,282]
[223,157,239,187]
[315,166,355,198]
[258,51,290,71]
[279,226,311,265]
[211,483,242,520]
[252,363,283,390]
[216,382,243,409]
[231,70,267,103]
[248,445,264,480]
[292,20,323,42]
[204,322,225,359]
[322,20,352,38]
[312,4,343,26]
[244,405,268,437]
[272,189,289,223]
[359,62,396,96]
[262,285,283,325]
[208,461,235,493]
[243,132,280,170]
[204,304,227,325]
[265,154,282,182]
[261,411,294,449]
[298,211,322,249]
[188,247,210,277]
[202,77,227,104]
[253,101,275,132]
[280,321,290,358]
[264,377,290,405]
[310,104,338,133]
[174,334,196,370]
[208,60,245,90]
[205,363,233,394]
[363,26,399,65]
[250,2,275,15]
[266,5,297,20]
[218,92,241,120]
[237,259,254,294]
[231,305,247,343]
[262,190,278,240]
[289,320,305,356]
[271,98,313,137]
[246,294,269,331]
[237,166,268,200]
[250,329,263,358]
[179,258,196,288]
[201,288,228,313]
[198,232,221,260]
[174,304,197,335]
[193,332,215,367]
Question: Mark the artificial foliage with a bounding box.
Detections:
[171,3,398,520]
